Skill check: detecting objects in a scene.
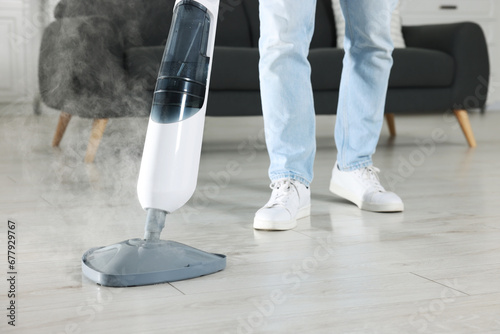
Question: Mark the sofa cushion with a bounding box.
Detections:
[126,46,260,91]
[127,46,454,93]
[391,48,455,87]
[312,0,337,48]
[310,47,455,90]
[210,47,260,90]
[216,1,253,47]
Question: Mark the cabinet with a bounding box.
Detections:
[400,0,500,109]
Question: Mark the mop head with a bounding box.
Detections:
[82,239,226,287]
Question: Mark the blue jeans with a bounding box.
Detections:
[259,0,397,186]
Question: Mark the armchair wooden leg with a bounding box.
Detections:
[85,118,109,163]
[385,113,396,137]
[52,112,72,147]
[453,109,477,148]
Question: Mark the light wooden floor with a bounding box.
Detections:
[1,106,500,333]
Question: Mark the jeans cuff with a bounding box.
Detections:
[337,159,373,172]
[270,172,311,187]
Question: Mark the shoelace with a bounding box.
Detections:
[358,166,385,192]
[266,179,295,207]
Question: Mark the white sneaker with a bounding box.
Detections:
[254,179,311,230]
[329,163,404,212]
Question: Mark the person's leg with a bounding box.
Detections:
[335,0,398,171]
[330,0,404,212]
[258,0,317,186]
[254,0,316,230]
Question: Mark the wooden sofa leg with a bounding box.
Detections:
[52,112,72,147]
[85,118,109,163]
[385,113,396,137]
[453,109,477,148]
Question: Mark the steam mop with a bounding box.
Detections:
[82,0,226,287]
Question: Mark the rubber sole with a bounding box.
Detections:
[329,181,404,212]
[253,205,311,231]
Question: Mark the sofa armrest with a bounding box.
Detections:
[402,22,490,109]
[39,16,139,118]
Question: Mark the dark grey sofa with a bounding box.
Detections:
[39,0,489,162]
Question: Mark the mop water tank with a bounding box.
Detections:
[137,0,217,213]
[151,1,211,123]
